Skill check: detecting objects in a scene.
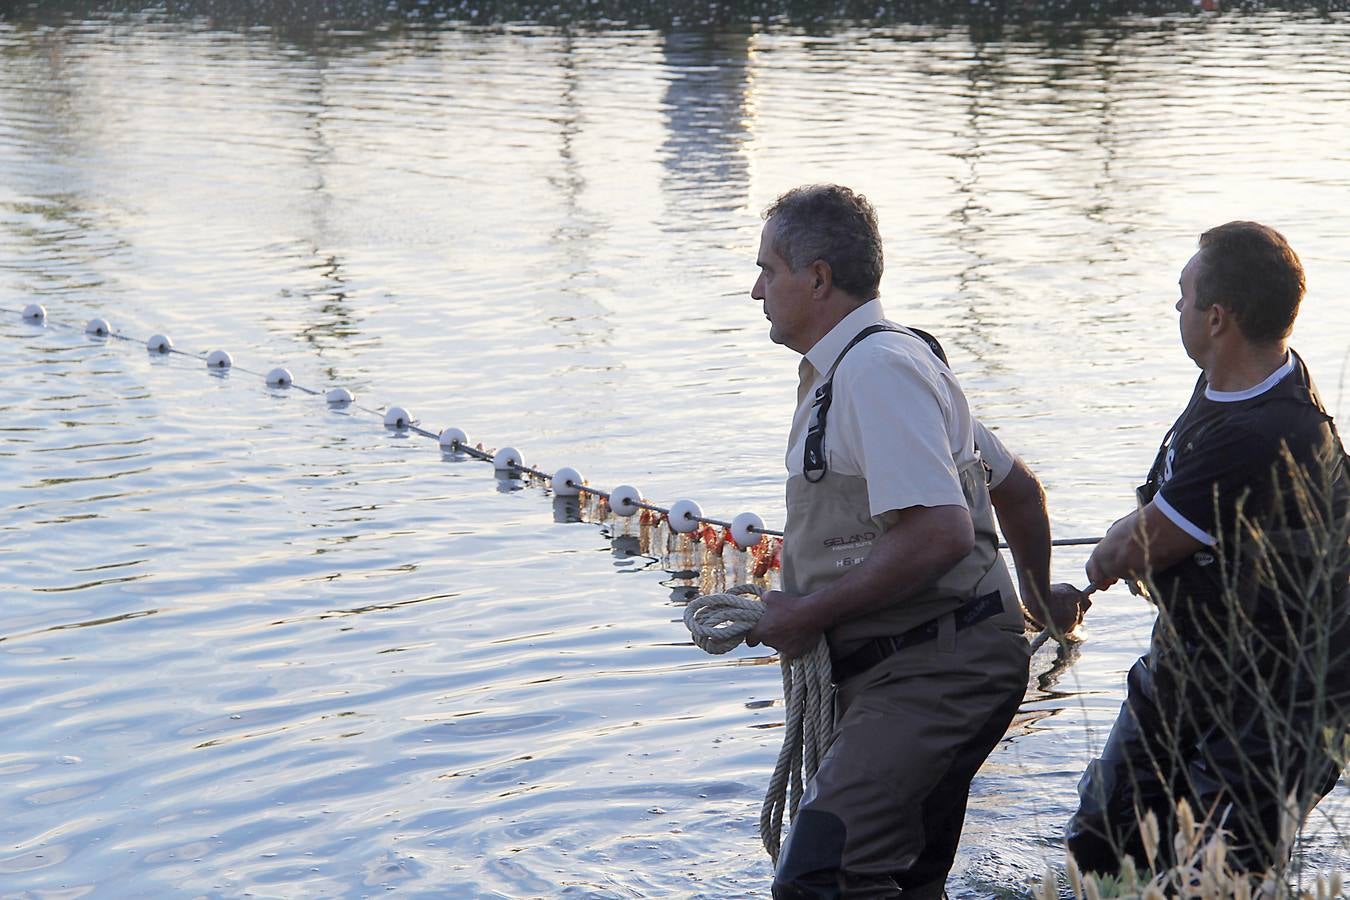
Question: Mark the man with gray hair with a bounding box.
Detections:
[746,184,1057,898]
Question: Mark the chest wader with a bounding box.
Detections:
[770,325,1030,900]
[1067,355,1350,878]
[780,324,1019,674]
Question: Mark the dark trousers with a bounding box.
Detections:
[771,614,1030,899]
[1066,653,1344,877]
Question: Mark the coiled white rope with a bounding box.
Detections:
[683,584,834,861]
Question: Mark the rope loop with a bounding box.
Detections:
[683,583,766,655]
[683,584,834,861]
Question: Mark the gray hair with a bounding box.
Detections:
[763,184,883,300]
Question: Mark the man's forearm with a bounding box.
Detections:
[989,458,1051,611]
[1087,504,1203,590]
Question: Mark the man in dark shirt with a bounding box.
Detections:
[1063,222,1350,876]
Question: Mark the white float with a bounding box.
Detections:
[551,466,583,496]
[731,512,766,549]
[667,499,703,533]
[609,484,642,517]
[7,310,793,542]
[492,446,522,471]
[438,427,468,452]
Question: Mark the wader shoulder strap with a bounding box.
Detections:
[802,323,951,483]
[904,326,950,367]
[1291,349,1350,472]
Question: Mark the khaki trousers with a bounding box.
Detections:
[772,612,1030,899]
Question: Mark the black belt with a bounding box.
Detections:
[831,591,1006,685]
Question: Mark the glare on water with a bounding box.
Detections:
[2,3,1348,896]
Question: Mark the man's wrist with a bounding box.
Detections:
[797,591,834,634]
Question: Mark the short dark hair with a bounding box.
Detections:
[763,185,883,300]
[1195,221,1305,344]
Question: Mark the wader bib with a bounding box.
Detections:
[781,324,1021,669]
[770,325,1030,899]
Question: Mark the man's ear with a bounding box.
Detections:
[809,259,833,299]
[1207,302,1231,336]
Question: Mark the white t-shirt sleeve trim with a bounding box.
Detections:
[1154,491,1218,546]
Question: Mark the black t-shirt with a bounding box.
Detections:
[1148,354,1343,550]
[1138,352,1350,697]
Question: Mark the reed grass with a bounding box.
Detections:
[1042,446,1350,897]
[1034,800,1347,898]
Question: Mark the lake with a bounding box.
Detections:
[2,1,1348,896]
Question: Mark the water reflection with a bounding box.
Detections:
[296,252,360,357]
[0,27,127,298]
[292,54,364,359]
[657,29,752,230]
[3,6,1350,898]
[940,28,1144,367]
[544,32,608,316]
[551,495,582,522]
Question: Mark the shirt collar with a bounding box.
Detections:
[803,298,886,379]
[1204,352,1295,403]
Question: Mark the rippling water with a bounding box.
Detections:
[3,4,1349,896]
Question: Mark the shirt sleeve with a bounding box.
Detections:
[1154,419,1281,547]
[972,418,1014,490]
[831,341,968,518]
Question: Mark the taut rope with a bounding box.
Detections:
[683,584,834,861]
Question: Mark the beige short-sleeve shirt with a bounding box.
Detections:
[972,419,1014,489]
[785,300,983,519]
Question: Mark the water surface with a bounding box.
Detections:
[3,4,1349,896]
